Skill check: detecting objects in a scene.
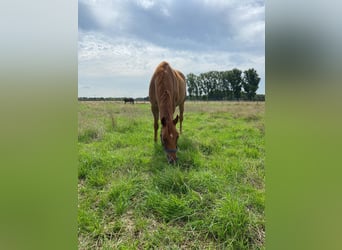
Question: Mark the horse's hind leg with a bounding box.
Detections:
[151,105,159,142]
[179,102,184,134]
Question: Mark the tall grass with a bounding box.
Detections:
[78,101,265,249]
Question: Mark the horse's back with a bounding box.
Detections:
[149,61,186,108]
[149,61,172,104]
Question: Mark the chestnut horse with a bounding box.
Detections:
[149,61,186,163]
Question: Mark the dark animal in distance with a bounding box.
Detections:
[149,61,186,164]
[123,97,135,104]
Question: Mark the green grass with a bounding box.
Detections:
[78,101,265,249]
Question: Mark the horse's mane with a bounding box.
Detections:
[155,67,174,121]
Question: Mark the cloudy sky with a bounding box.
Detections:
[78,0,265,98]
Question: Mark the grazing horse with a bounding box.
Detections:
[149,61,186,164]
[123,97,135,104]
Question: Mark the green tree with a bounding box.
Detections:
[186,73,198,100]
[210,71,223,100]
[228,68,242,101]
[221,71,232,100]
[198,72,213,100]
[205,71,220,100]
[242,68,260,101]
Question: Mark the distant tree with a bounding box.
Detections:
[242,68,260,100]
[207,71,222,99]
[186,73,198,100]
[221,71,232,100]
[228,68,243,100]
[185,68,261,101]
[202,71,215,100]
[198,73,211,100]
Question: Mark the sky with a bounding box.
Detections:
[78,0,265,98]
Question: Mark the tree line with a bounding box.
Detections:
[78,68,264,102]
[186,68,263,101]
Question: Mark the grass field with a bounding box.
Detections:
[78,101,265,249]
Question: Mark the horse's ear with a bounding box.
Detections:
[161,117,167,127]
[173,115,179,125]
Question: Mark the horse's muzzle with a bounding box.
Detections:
[167,154,178,164]
[164,147,178,164]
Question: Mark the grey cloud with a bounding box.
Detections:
[78,0,265,97]
[79,0,264,53]
[119,1,237,51]
[78,2,101,31]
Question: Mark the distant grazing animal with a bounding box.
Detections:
[149,61,186,164]
[123,97,135,104]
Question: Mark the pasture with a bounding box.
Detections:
[78,101,265,249]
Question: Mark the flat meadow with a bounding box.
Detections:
[78,100,265,249]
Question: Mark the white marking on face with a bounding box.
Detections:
[170,133,173,138]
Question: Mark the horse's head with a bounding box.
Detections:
[160,115,179,164]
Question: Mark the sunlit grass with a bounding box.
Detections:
[78,100,265,249]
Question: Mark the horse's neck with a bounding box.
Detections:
[160,107,173,121]
[159,91,174,120]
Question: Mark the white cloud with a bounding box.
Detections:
[233,21,265,48]
[78,0,265,97]
[136,0,155,9]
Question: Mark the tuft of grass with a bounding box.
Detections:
[78,128,102,143]
[87,170,107,188]
[152,167,190,195]
[206,194,252,249]
[78,101,265,249]
[106,177,141,215]
[188,169,224,194]
[78,208,102,236]
[145,191,192,223]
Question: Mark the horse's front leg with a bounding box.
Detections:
[179,103,184,134]
[151,105,159,142]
